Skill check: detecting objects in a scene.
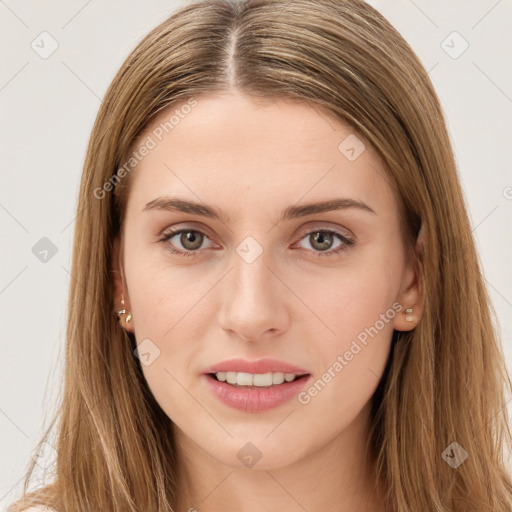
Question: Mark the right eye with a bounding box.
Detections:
[159,228,215,257]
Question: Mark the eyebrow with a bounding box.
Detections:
[142,196,376,223]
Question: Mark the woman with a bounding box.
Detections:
[9,0,512,511]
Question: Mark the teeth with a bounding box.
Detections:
[214,371,300,387]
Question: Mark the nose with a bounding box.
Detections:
[218,246,290,343]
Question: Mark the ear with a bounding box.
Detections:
[393,223,425,332]
[112,236,134,333]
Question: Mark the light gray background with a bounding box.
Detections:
[1,0,511,508]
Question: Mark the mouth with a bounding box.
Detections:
[203,371,312,412]
[207,371,310,388]
[201,358,311,412]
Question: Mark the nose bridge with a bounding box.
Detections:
[233,242,272,301]
[219,235,287,340]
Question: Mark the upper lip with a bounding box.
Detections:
[202,358,310,375]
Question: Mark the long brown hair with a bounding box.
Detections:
[9,0,512,510]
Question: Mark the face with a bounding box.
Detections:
[112,91,422,470]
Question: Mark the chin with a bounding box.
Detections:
[207,434,311,471]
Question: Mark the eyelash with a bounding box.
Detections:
[158,226,355,258]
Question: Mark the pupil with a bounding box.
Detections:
[182,231,202,250]
[313,232,331,250]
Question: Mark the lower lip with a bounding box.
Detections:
[203,374,311,412]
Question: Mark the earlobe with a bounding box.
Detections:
[393,222,425,332]
[111,237,134,333]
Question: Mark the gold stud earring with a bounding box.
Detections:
[116,296,132,325]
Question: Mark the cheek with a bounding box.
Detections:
[296,252,401,345]
[294,318,393,439]
[291,254,399,411]
[125,242,207,335]
[127,266,205,422]
[122,251,200,387]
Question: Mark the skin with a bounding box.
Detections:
[112,91,423,512]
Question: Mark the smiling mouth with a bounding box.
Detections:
[208,372,310,388]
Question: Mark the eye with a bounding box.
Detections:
[294,229,355,257]
[158,226,356,258]
[159,228,214,257]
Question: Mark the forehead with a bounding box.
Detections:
[124,92,396,222]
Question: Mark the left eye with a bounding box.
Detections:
[294,229,355,256]
[159,228,355,258]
